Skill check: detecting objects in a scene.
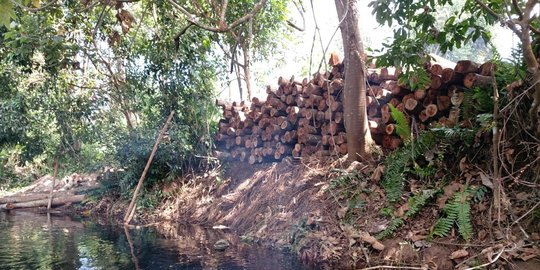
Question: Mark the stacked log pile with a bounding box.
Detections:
[215,56,494,163]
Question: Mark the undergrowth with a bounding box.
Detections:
[376,189,438,239]
[378,108,482,240]
[328,171,370,223]
[430,186,487,240]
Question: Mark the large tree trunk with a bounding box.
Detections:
[334,0,373,161]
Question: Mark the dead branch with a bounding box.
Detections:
[124,111,175,225]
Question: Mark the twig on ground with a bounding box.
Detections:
[461,244,508,270]
[357,265,427,270]
[455,243,508,269]
[511,200,540,227]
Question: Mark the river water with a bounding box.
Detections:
[0,211,308,270]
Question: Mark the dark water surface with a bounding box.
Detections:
[0,211,307,270]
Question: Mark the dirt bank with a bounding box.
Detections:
[87,155,536,269]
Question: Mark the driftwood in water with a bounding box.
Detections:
[0,191,76,204]
[0,195,85,210]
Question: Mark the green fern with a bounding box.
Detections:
[405,189,437,219]
[376,190,437,239]
[431,217,455,238]
[472,186,488,202]
[383,150,409,203]
[430,190,473,240]
[376,218,404,239]
[383,126,475,203]
[455,192,473,240]
[462,90,475,120]
[388,104,410,141]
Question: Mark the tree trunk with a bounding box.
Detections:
[335,0,373,161]
[241,19,254,101]
[235,61,244,101]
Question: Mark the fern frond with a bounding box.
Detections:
[456,197,473,240]
[430,190,473,240]
[376,190,437,240]
[404,189,437,219]
[376,218,404,239]
[382,151,409,203]
[388,104,410,141]
[472,87,493,113]
[431,217,455,238]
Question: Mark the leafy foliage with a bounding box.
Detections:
[376,189,437,239]
[388,104,410,141]
[376,218,403,239]
[0,0,258,195]
[431,189,474,240]
[329,171,371,223]
[368,0,497,87]
[383,122,480,203]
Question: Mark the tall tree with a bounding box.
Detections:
[167,0,290,101]
[334,0,373,161]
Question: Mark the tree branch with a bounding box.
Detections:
[219,0,229,30]
[174,22,193,52]
[512,0,524,20]
[286,0,305,31]
[9,0,57,12]
[216,41,245,70]
[168,0,268,33]
[474,0,522,36]
[520,0,539,70]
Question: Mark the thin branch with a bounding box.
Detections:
[216,41,245,69]
[9,0,57,12]
[287,0,305,31]
[317,0,349,71]
[474,0,522,36]
[92,4,109,40]
[461,246,507,270]
[174,23,194,51]
[512,0,524,19]
[511,199,540,227]
[168,0,268,33]
[309,0,327,72]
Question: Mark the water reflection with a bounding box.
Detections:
[0,211,306,270]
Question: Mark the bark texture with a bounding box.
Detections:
[334,0,373,161]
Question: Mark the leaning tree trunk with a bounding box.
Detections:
[334,0,373,161]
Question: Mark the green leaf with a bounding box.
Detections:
[388,104,410,141]
[0,0,15,28]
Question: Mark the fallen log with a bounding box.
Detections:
[0,191,77,204]
[0,194,86,210]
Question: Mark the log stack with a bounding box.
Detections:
[215,56,494,163]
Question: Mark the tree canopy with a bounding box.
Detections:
[0,0,290,193]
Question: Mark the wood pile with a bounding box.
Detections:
[215,55,494,163]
